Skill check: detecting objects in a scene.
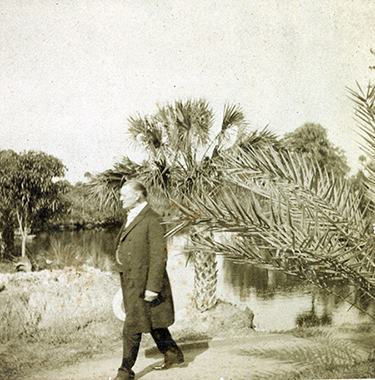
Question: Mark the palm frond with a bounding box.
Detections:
[156,99,213,157]
[127,114,164,157]
[165,143,375,319]
[235,127,282,151]
[348,82,375,204]
[221,103,246,132]
[87,156,144,209]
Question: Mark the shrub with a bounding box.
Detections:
[0,266,119,343]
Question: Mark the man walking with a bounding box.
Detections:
[113,180,184,380]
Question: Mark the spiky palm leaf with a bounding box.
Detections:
[127,115,165,160]
[348,83,375,203]
[218,147,369,239]
[215,103,247,148]
[156,99,214,168]
[166,144,375,320]
[235,127,283,152]
[221,103,246,131]
[348,83,375,159]
[87,157,145,209]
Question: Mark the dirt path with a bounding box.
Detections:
[29,333,333,380]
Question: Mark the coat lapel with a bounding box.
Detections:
[119,204,150,242]
[114,218,127,249]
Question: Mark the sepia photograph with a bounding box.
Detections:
[1,1,375,379]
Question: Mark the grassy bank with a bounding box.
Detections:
[0,265,255,379]
[1,267,375,379]
[0,266,122,379]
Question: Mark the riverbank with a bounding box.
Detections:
[0,265,252,379]
[1,266,375,379]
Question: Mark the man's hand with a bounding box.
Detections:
[144,289,158,302]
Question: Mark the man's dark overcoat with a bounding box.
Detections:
[114,205,175,334]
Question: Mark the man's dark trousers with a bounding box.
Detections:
[118,328,183,378]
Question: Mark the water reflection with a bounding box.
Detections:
[27,229,118,271]
[26,230,374,331]
[295,292,332,328]
[218,257,375,330]
[222,260,302,300]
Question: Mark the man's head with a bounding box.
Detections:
[119,180,147,210]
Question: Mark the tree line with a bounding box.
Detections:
[0,118,359,262]
[1,91,375,319]
[85,99,372,314]
[0,150,122,260]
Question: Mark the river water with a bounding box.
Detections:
[27,230,374,332]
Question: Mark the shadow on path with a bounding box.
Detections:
[135,341,210,379]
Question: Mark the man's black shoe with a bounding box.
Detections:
[153,356,184,370]
[113,368,135,380]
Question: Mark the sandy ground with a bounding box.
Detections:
[28,332,336,380]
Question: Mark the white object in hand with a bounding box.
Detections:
[112,288,126,321]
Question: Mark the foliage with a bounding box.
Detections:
[88,157,147,211]
[89,99,248,207]
[166,142,375,320]
[89,99,249,311]
[127,99,248,311]
[0,150,69,257]
[62,181,123,228]
[0,151,18,259]
[0,267,119,344]
[0,209,15,260]
[281,123,350,178]
[348,83,375,205]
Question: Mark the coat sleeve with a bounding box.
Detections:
[146,214,168,293]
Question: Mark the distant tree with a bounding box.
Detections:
[63,180,121,227]
[347,156,374,216]
[281,123,350,177]
[359,154,367,168]
[0,150,19,258]
[0,150,68,257]
[349,155,368,193]
[349,168,367,194]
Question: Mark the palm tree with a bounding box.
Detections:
[166,141,375,320]
[89,99,248,311]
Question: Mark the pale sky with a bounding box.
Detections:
[1,0,375,183]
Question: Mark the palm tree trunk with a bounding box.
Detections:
[188,228,219,312]
[193,249,218,312]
